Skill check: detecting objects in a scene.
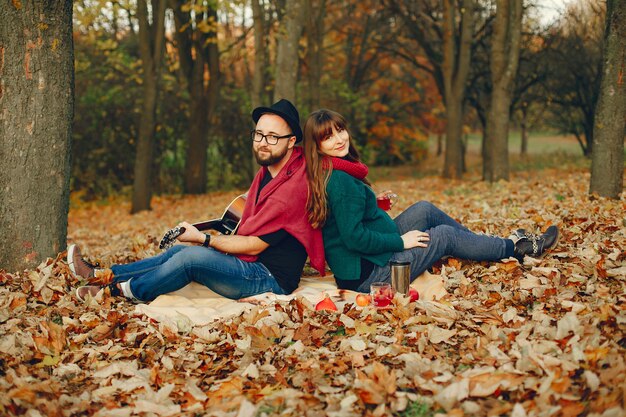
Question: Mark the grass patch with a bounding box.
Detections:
[396,400,439,417]
[509,150,589,172]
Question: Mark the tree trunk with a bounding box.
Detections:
[274,0,306,102]
[131,0,166,213]
[443,96,464,178]
[251,0,266,109]
[520,105,529,155]
[0,1,73,272]
[170,0,220,195]
[306,0,326,110]
[441,0,473,179]
[590,0,625,198]
[250,0,267,179]
[582,112,594,157]
[436,133,443,156]
[484,0,522,182]
[184,62,209,194]
[204,6,221,190]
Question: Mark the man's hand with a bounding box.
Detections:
[176,221,205,245]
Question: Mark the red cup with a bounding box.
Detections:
[376,196,392,211]
[370,282,394,308]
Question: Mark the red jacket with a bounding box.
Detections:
[235,147,326,275]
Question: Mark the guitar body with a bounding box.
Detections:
[193,194,247,235]
[159,194,247,249]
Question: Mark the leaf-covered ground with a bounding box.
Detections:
[1,166,624,417]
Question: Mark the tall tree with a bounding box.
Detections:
[388,0,475,178]
[305,0,326,111]
[0,0,73,271]
[441,0,474,178]
[170,0,221,194]
[274,0,306,102]
[251,0,268,109]
[483,0,523,182]
[131,0,167,213]
[589,0,625,198]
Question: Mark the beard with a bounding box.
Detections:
[254,145,289,166]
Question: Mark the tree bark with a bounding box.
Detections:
[0,0,73,271]
[171,0,221,195]
[483,0,522,182]
[590,0,625,198]
[441,0,474,179]
[274,0,306,102]
[131,0,167,213]
[251,0,266,109]
[305,0,326,110]
[436,133,443,156]
[520,105,528,155]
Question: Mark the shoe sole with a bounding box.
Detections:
[67,244,77,276]
[76,286,101,303]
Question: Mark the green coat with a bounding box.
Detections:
[323,170,404,280]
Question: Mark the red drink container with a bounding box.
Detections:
[370,282,394,308]
[376,196,392,211]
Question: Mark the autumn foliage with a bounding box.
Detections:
[1,166,624,415]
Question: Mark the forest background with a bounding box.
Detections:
[67,0,616,200]
[1,0,624,272]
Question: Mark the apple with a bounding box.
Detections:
[409,288,420,302]
[315,295,338,311]
[355,293,372,307]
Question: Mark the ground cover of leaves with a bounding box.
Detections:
[0,167,624,417]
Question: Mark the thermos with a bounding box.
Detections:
[390,260,410,294]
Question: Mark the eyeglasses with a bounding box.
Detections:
[251,130,293,145]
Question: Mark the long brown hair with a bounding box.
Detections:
[303,109,368,228]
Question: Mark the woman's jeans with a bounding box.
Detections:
[356,201,515,293]
[110,245,286,302]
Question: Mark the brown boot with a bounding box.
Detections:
[67,244,97,279]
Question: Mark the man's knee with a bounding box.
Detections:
[177,246,215,269]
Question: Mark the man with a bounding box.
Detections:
[68,99,325,302]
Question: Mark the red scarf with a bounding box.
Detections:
[330,157,369,180]
[235,147,325,275]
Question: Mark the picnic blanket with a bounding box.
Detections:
[134,271,448,327]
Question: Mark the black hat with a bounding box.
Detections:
[252,99,303,143]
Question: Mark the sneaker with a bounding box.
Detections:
[67,244,97,279]
[75,285,103,302]
[513,226,559,262]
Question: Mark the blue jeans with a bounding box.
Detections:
[110,245,286,302]
[356,201,515,293]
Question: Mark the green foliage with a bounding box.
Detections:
[395,399,436,417]
[72,28,193,199]
[72,34,140,199]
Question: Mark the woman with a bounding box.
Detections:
[303,109,559,293]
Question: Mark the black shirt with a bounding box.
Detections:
[258,230,307,294]
[254,170,307,294]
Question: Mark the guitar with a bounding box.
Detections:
[159,194,248,250]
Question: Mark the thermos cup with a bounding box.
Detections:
[390,260,410,294]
